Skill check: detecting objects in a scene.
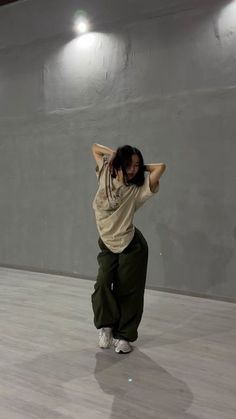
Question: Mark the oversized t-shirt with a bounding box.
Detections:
[92,155,159,253]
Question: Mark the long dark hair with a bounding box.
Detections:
[111,145,145,186]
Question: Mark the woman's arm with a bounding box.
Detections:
[92,143,115,166]
[145,163,166,193]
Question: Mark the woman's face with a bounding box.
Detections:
[126,154,140,180]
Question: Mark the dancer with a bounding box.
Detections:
[91,143,166,353]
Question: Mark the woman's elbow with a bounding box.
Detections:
[161,163,166,174]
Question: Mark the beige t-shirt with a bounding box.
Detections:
[92,155,159,253]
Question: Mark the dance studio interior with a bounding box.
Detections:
[0,0,235,418]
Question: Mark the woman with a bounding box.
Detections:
[91,143,166,353]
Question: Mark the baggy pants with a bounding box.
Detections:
[91,228,148,342]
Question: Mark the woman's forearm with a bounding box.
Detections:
[92,143,114,157]
[144,163,166,172]
[145,163,166,187]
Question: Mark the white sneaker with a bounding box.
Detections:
[98,327,113,349]
[114,339,132,354]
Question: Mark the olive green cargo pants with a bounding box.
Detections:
[91,228,148,342]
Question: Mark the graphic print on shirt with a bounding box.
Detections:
[96,169,124,211]
[94,156,128,212]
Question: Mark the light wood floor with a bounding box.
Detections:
[0,267,236,419]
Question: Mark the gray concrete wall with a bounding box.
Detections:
[0,0,235,299]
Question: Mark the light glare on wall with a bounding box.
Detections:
[218,1,236,33]
[74,17,89,34]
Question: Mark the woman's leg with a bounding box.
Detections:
[112,229,148,342]
[91,238,120,330]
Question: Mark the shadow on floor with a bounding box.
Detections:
[94,347,197,419]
